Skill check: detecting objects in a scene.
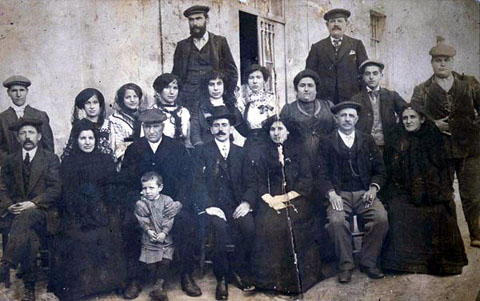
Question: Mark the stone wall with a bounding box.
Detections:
[0,0,478,154]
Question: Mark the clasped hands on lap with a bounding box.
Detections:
[8,201,37,215]
[262,191,300,211]
[205,201,251,221]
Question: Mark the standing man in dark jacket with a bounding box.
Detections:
[315,101,388,284]
[410,37,480,248]
[351,60,407,153]
[306,8,368,104]
[120,108,201,298]
[0,76,54,164]
[172,5,238,111]
[193,106,254,300]
[0,118,61,301]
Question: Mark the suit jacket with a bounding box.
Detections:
[314,130,385,198]
[0,105,55,164]
[410,72,480,158]
[120,136,192,210]
[351,87,407,147]
[193,141,246,215]
[172,32,238,95]
[306,35,368,104]
[0,148,61,233]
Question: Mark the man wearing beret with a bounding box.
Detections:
[314,101,388,283]
[193,106,255,300]
[351,60,407,153]
[411,37,480,248]
[172,5,238,111]
[306,8,368,104]
[119,108,201,298]
[0,76,54,165]
[0,118,61,301]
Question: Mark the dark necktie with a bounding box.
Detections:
[369,90,380,100]
[332,39,342,55]
[23,152,31,193]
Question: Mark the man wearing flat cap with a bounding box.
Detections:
[0,118,61,301]
[411,36,480,248]
[314,101,388,284]
[172,5,238,111]
[306,8,368,104]
[351,60,407,153]
[0,76,54,165]
[119,108,201,298]
[193,106,255,300]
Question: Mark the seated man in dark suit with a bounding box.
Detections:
[314,101,388,284]
[0,76,54,164]
[0,118,61,301]
[193,106,255,300]
[120,108,200,299]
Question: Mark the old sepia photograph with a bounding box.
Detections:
[0,0,479,300]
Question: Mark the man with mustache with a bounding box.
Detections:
[410,37,480,248]
[306,8,368,104]
[314,101,388,284]
[119,108,201,298]
[0,76,54,165]
[193,106,255,300]
[0,118,61,301]
[172,5,238,111]
[351,60,407,154]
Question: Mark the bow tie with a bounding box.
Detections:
[332,38,342,47]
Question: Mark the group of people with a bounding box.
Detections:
[0,4,477,301]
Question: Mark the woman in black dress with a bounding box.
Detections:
[51,119,126,300]
[245,115,328,295]
[381,105,468,275]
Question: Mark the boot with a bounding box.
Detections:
[123,280,142,299]
[215,276,228,300]
[22,282,35,301]
[0,261,10,285]
[181,273,202,297]
[149,279,168,301]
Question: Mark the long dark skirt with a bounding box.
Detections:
[381,195,468,275]
[252,197,325,294]
[50,216,126,300]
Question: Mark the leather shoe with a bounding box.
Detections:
[0,262,10,285]
[123,281,141,299]
[359,264,385,279]
[230,272,255,292]
[337,269,352,283]
[215,276,228,300]
[471,239,480,248]
[22,283,35,301]
[181,273,202,297]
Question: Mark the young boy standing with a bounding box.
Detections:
[135,171,178,301]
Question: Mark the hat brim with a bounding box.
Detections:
[206,114,236,126]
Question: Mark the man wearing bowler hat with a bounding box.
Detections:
[119,108,201,298]
[314,101,388,283]
[193,106,255,300]
[306,8,368,104]
[0,118,61,301]
[0,76,54,165]
[411,37,480,248]
[351,60,407,153]
[172,5,238,111]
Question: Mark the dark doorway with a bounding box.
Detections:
[239,11,258,85]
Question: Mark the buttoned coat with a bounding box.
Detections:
[120,136,192,209]
[314,130,385,199]
[0,105,54,164]
[172,32,238,96]
[410,72,480,158]
[0,148,61,233]
[351,87,407,147]
[193,141,246,215]
[306,35,368,104]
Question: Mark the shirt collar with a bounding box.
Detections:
[330,36,343,43]
[193,31,209,43]
[214,139,230,154]
[22,147,37,160]
[11,103,28,117]
[148,137,163,153]
[366,86,380,92]
[338,130,355,140]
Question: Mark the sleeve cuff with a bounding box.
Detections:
[370,183,381,192]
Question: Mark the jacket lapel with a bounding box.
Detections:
[27,149,45,195]
[321,38,336,64]
[13,151,25,197]
[336,36,351,61]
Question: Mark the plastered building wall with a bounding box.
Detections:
[0,0,478,154]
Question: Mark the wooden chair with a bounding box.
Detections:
[351,215,365,254]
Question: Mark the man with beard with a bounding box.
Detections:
[172,5,238,111]
[306,9,368,104]
[314,101,388,284]
[0,76,54,164]
[0,118,61,301]
[119,108,201,299]
[410,37,480,248]
[193,106,255,300]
